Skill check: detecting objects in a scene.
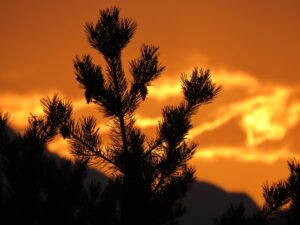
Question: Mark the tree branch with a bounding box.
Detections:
[68,128,119,168]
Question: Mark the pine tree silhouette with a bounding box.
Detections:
[0,112,111,225]
[42,7,220,225]
[214,159,300,225]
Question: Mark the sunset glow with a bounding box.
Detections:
[1,0,300,207]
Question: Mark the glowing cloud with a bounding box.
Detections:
[148,80,182,100]
[190,86,300,147]
[0,93,90,129]
[240,89,300,146]
[135,115,160,128]
[1,69,300,165]
[211,69,258,90]
[0,69,260,129]
[147,69,258,101]
[194,146,300,164]
[0,93,45,128]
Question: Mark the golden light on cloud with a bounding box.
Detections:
[146,69,259,101]
[194,147,300,164]
[0,70,262,128]
[147,80,182,100]
[242,90,288,146]
[0,93,95,129]
[189,115,233,139]
[135,115,160,128]
[0,93,45,128]
[211,70,258,90]
[240,89,300,146]
[188,84,300,148]
[1,69,300,167]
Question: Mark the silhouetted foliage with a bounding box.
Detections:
[214,204,248,225]
[0,112,112,225]
[214,159,300,225]
[42,7,220,225]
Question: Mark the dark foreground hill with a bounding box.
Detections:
[180,181,258,225]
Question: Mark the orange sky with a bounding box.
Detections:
[1,0,300,205]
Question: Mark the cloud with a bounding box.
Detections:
[0,92,93,129]
[211,69,259,90]
[1,69,300,165]
[189,86,300,147]
[0,93,45,128]
[241,90,300,146]
[194,146,300,164]
[147,69,258,101]
[147,80,182,100]
[144,69,300,164]
[135,114,160,128]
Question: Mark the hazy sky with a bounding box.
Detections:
[1,0,300,205]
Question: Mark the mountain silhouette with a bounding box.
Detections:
[46,150,258,225]
[180,181,258,225]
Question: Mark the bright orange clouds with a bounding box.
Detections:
[2,70,299,161]
[1,0,300,205]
